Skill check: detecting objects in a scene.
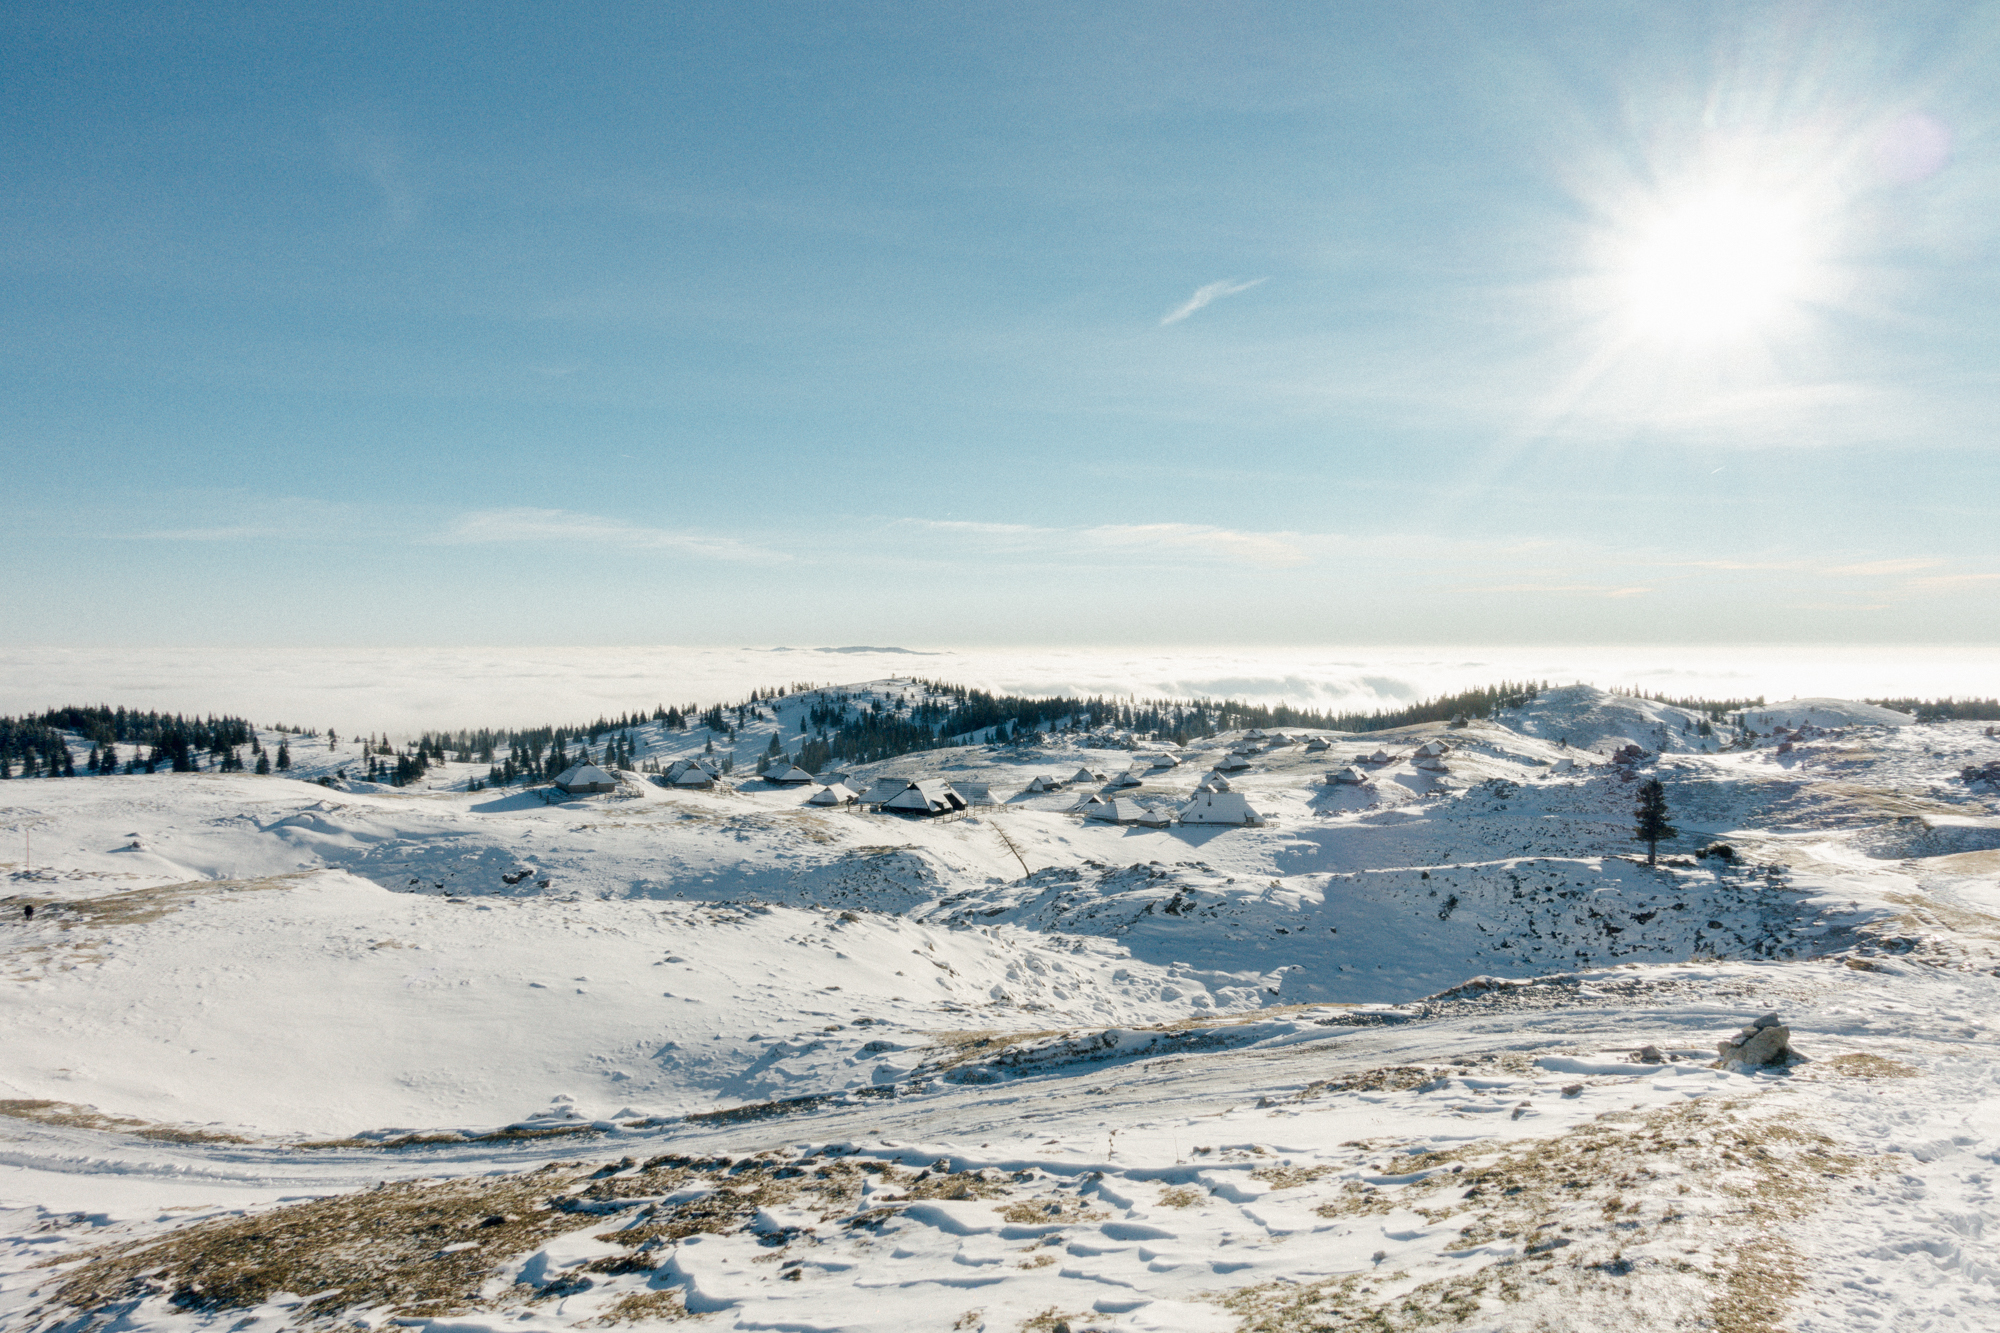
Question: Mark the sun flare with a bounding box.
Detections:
[1622,192,1808,341]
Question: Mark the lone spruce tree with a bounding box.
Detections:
[1633,778,1677,866]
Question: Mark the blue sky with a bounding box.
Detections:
[5,1,1997,646]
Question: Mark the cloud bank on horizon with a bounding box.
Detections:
[1,644,1990,737]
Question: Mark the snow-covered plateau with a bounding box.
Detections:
[4,680,1999,1332]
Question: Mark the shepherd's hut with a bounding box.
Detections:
[1178,791,1266,825]
[554,762,618,794]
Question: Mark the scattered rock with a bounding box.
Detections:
[1560,1084,1583,1098]
[1628,1044,1666,1064]
[1717,1013,1795,1068]
[1961,761,2000,791]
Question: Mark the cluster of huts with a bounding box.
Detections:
[557,728,1465,827]
[1326,739,1452,786]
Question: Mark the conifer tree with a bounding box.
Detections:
[256,752,271,775]
[276,742,291,770]
[1633,778,1677,867]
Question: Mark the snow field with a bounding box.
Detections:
[0,872,1239,1135]
[3,686,1999,1331]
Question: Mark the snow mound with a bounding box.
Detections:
[1743,697,1915,729]
[1495,684,1709,754]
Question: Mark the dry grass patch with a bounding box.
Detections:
[997,1196,1109,1226]
[1250,1163,1336,1190]
[918,1028,1067,1073]
[592,1288,690,1324]
[1822,1053,1920,1079]
[1221,1096,1879,1332]
[0,1099,249,1145]
[2,875,308,979]
[30,1151,877,1328]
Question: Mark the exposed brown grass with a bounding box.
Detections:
[2,875,309,980]
[1822,1052,1921,1079]
[1222,1096,1877,1332]
[997,1195,1108,1226]
[30,1151,874,1327]
[0,1099,249,1145]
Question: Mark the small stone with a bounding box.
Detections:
[1561,1083,1584,1098]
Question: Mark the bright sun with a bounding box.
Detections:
[1622,192,1808,341]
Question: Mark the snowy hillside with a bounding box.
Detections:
[3,681,1999,1332]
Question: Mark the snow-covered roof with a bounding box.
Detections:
[1328,766,1368,785]
[1087,798,1170,826]
[766,765,815,784]
[1179,791,1264,825]
[860,776,914,805]
[807,783,857,805]
[883,779,965,815]
[1070,766,1098,784]
[554,763,618,793]
[947,781,993,805]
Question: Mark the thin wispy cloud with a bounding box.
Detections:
[1904,572,2000,591]
[1825,557,1946,576]
[435,508,787,563]
[1456,583,1651,598]
[909,518,1311,568]
[1160,278,1267,326]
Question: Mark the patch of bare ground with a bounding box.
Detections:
[1,875,312,980]
[1289,1054,1536,1104]
[592,1288,690,1324]
[293,1122,605,1150]
[0,1100,250,1145]
[1883,892,2000,942]
[1820,1053,1921,1079]
[997,1195,1109,1226]
[1219,1096,1878,1332]
[26,1150,877,1329]
[915,1028,1068,1074]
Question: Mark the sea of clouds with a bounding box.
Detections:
[1,644,1992,737]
